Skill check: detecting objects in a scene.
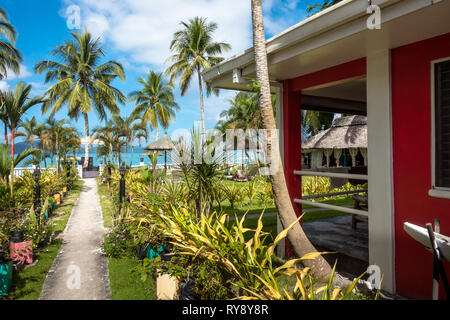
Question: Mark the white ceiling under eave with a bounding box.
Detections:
[204,0,450,92]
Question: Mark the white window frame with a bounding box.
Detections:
[429,56,450,199]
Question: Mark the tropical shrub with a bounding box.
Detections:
[22,200,52,248]
[102,222,134,258]
[245,179,259,206]
[222,183,242,209]
[257,181,274,206]
[162,180,187,204]
[302,176,331,197]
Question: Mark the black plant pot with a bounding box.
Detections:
[179,277,197,300]
[0,251,6,264]
[136,243,149,260]
[10,231,24,243]
[160,249,176,262]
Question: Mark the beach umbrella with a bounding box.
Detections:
[142,135,176,171]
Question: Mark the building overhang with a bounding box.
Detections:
[203,0,449,91]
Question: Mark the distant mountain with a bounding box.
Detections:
[12,140,148,155]
[13,141,37,154]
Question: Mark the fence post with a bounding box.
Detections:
[33,169,41,220]
[118,167,126,216]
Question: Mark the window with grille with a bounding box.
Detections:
[434,59,450,189]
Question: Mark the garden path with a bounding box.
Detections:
[40,178,110,300]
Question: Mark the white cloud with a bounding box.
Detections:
[64,0,254,66]
[60,0,303,124]
[3,64,32,80]
[205,90,237,122]
[0,81,10,91]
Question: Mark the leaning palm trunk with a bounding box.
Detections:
[251,0,331,279]
[83,113,90,169]
[155,125,159,141]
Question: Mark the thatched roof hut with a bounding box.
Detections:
[302,115,367,168]
[302,115,367,150]
[143,135,176,151]
[141,135,176,170]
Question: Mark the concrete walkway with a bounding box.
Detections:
[40,179,110,300]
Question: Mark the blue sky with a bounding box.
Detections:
[1,0,318,144]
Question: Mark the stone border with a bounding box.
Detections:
[97,185,111,300]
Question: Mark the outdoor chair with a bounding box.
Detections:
[352,194,368,229]
[233,170,248,182]
[171,170,183,183]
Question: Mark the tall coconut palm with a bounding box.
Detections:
[128,119,148,167]
[110,112,147,167]
[93,122,116,166]
[129,71,179,141]
[58,126,80,165]
[2,82,44,194]
[250,0,332,279]
[165,17,231,139]
[35,29,126,168]
[18,116,39,149]
[0,7,22,146]
[44,118,70,173]
[34,123,49,168]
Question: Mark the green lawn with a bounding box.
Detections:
[1,179,84,300]
[97,179,115,228]
[97,179,156,300]
[108,257,155,300]
[222,192,353,243]
[2,240,63,300]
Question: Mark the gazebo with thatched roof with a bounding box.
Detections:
[302,115,367,168]
[140,134,176,170]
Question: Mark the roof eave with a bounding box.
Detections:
[202,0,399,83]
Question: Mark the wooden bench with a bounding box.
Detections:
[352,194,368,229]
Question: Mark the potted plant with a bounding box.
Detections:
[0,249,13,296]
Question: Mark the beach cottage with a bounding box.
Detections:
[302,115,367,169]
[203,0,450,299]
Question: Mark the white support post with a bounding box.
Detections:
[367,49,395,294]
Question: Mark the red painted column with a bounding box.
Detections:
[282,79,303,257]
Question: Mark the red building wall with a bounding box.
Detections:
[391,32,450,300]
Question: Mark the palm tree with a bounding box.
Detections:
[110,112,148,167]
[129,71,179,141]
[128,120,147,167]
[0,7,22,146]
[0,143,37,184]
[250,0,332,279]
[19,116,39,149]
[35,29,126,168]
[34,123,49,168]
[93,122,116,166]
[57,126,80,165]
[306,0,343,16]
[301,110,334,138]
[165,17,231,139]
[2,82,44,194]
[43,118,70,173]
